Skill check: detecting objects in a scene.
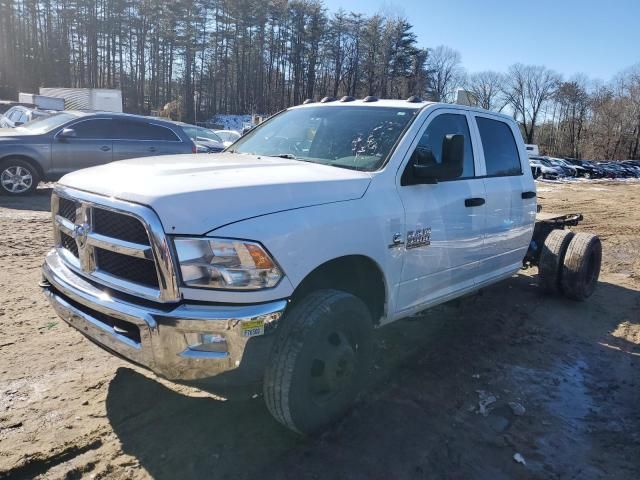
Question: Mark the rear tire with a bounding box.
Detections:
[538,229,574,294]
[263,290,373,434]
[561,233,602,301]
[0,158,40,195]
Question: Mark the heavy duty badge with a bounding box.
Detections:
[406,227,431,249]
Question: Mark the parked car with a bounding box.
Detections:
[41,98,602,434]
[563,159,605,179]
[547,157,577,177]
[0,111,194,195]
[214,129,241,147]
[176,123,225,153]
[598,162,635,178]
[0,106,52,128]
[530,157,564,179]
[621,161,640,177]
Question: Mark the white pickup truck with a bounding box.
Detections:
[41,98,602,434]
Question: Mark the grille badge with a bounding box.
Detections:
[73,222,91,249]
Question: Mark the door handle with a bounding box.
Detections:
[148,147,158,152]
[464,197,485,207]
[100,146,111,152]
[521,191,536,199]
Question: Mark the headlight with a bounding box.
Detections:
[173,238,283,290]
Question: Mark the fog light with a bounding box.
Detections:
[184,332,227,353]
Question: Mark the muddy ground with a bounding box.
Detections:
[0,180,639,480]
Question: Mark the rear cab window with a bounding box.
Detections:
[475,116,522,176]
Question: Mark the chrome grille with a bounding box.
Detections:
[51,187,180,303]
[95,248,159,288]
[58,197,77,222]
[93,208,150,245]
[60,231,79,257]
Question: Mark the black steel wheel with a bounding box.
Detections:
[263,290,373,434]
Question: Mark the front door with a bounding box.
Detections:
[395,109,486,314]
[51,118,114,176]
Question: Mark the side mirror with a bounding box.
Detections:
[14,121,24,127]
[412,134,464,183]
[58,128,76,139]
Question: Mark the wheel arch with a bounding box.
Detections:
[290,254,387,325]
[0,154,45,180]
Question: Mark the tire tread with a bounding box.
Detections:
[538,229,574,294]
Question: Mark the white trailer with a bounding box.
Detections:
[18,92,65,111]
[38,88,123,112]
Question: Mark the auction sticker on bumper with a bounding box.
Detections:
[241,319,264,337]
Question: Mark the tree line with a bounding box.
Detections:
[0,0,638,160]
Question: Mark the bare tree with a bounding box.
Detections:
[425,45,463,102]
[554,75,591,158]
[503,64,561,144]
[465,70,507,111]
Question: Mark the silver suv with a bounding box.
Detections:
[0,106,51,128]
[0,111,194,195]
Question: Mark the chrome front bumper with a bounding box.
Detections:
[41,249,287,381]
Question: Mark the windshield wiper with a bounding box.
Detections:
[271,153,297,159]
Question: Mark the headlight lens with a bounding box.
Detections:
[174,238,282,290]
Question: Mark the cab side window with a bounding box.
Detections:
[407,113,475,181]
[476,117,522,176]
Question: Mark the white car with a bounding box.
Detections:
[214,129,241,147]
[530,157,564,179]
[41,98,602,434]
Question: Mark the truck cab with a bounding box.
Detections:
[42,98,545,434]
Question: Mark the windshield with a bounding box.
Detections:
[230,106,417,171]
[183,126,222,143]
[17,112,77,134]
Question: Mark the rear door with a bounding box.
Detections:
[395,109,486,313]
[112,120,187,160]
[51,118,114,175]
[471,113,536,283]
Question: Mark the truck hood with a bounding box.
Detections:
[59,153,372,234]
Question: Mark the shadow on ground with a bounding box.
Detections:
[106,274,640,480]
[0,186,52,212]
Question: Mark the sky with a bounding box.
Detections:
[322,0,640,82]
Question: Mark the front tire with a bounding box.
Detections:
[263,290,373,434]
[0,159,40,195]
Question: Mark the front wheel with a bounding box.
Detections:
[0,159,40,195]
[263,290,373,434]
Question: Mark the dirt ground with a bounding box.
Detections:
[0,180,639,480]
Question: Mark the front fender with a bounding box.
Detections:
[210,194,404,320]
[0,144,51,174]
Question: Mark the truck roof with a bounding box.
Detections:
[289,97,515,122]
